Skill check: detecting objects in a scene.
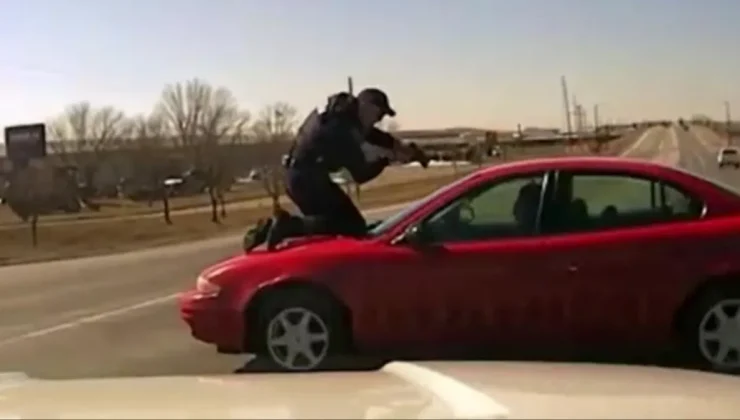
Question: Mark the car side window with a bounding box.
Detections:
[555,172,704,233]
[422,173,546,243]
[663,183,704,217]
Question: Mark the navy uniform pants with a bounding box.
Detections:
[284,167,368,238]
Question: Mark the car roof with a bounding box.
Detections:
[473,156,680,177]
[470,156,740,205]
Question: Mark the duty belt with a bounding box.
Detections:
[285,155,328,172]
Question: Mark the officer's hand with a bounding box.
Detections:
[393,142,429,168]
[407,142,430,168]
[392,143,415,163]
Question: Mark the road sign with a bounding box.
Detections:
[4,123,46,166]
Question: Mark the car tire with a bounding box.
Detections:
[681,285,740,373]
[254,290,349,372]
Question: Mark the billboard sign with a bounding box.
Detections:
[4,123,47,165]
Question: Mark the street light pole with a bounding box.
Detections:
[724,100,732,146]
[561,76,573,137]
[593,104,600,132]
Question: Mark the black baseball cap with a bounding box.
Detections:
[357,88,396,117]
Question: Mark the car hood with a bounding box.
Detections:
[1,361,739,419]
[255,234,374,254]
[201,235,375,278]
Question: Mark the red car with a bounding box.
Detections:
[180,156,740,372]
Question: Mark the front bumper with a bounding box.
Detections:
[178,290,245,354]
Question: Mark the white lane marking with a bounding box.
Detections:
[657,126,682,167]
[688,135,707,172]
[619,127,658,157]
[0,294,180,348]
[383,361,510,419]
[692,126,723,154]
[620,126,681,166]
[0,203,412,347]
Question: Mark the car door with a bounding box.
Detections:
[357,171,566,357]
[542,170,705,350]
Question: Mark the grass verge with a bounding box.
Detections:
[0,169,471,266]
[0,165,459,225]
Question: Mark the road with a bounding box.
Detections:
[0,125,736,380]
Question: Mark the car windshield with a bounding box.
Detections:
[368,172,478,237]
[721,149,738,155]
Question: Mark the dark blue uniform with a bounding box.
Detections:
[283,109,390,237]
[242,88,414,252]
[242,110,394,252]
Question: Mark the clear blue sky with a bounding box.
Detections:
[1,0,739,132]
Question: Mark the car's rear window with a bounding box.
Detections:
[696,173,740,199]
[721,149,738,155]
[669,165,740,200]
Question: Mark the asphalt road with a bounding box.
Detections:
[0,125,736,380]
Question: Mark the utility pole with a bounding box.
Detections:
[572,96,579,132]
[572,96,584,133]
[724,100,732,145]
[593,104,600,132]
[561,76,573,137]
[581,105,588,130]
[347,76,354,95]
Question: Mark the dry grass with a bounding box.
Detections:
[0,183,265,225]
[0,165,464,226]
[0,168,471,266]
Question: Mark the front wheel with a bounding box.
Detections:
[683,287,740,372]
[255,291,348,372]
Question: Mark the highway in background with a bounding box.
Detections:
[0,125,734,379]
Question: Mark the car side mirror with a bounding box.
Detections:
[392,223,432,247]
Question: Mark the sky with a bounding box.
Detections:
[0,0,739,134]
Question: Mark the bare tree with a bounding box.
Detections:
[252,102,298,141]
[130,113,175,224]
[252,102,298,211]
[157,79,250,223]
[4,163,80,246]
[47,102,129,207]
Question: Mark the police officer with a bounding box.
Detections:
[244,88,422,252]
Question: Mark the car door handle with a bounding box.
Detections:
[567,264,579,273]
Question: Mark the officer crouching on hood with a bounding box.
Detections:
[243,88,427,252]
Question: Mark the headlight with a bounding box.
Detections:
[195,275,221,298]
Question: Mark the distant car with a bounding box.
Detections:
[2,361,740,418]
[180,156,740,372]
[718,147,740,169]
[677,119,689,131]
